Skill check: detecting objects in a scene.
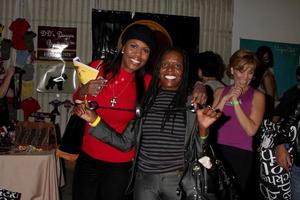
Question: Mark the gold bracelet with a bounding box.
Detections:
[90,116,101,127]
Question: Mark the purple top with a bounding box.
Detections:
[217,86,255,151]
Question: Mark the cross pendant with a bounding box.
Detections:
[110,97,117,107]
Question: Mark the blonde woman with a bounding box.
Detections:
[212,49,265,198]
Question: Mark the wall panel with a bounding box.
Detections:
[0,0,233,136]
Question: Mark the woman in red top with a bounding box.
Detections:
[72,24,156,200]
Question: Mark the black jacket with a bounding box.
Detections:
[89,108,207,192]
[275,101,300,166]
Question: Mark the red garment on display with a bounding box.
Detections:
[73,60,151,163]
[21,97,41,120]
[9,18,30,50]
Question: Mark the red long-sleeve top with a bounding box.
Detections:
[73,60,151,162]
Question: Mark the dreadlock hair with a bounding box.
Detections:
[142,46,189,129]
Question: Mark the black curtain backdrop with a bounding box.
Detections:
[92,9,200,87]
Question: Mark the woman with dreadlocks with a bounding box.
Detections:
[73,46,221,200]
[67,24,206,200]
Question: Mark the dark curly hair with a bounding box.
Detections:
[194,51,225,80]
[256,45,274,68]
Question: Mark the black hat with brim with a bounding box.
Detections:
[121,24,156,52]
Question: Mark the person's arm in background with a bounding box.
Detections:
[273,101,290,171]
[191,81,208,106]
[274,96,300,171]
[275,144,291,171]
[0,66,15,98]
[263,70,277,100]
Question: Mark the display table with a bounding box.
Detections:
[0,149,64,200]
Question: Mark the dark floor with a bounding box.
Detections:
[59,160,262,200]
[60,160,74,200]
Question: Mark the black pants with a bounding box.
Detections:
[72,151,132,200]
[218,144,254,198]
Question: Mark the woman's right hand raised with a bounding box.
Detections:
[223,86,243,102]
[79,77,107,97]
[230,86,243,100]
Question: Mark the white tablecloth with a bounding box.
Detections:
[0,149,64,200]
